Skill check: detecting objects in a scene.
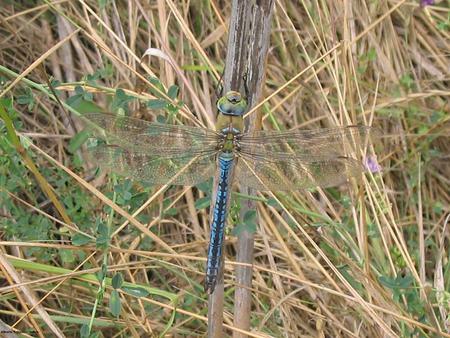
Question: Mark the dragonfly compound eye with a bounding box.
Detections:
[217,91,248,116]
[227,91,241,103]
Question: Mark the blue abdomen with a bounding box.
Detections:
[204,154,234,293]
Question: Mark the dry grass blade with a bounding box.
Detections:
[0,0,448,337]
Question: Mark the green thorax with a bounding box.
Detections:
[215,90,247,136]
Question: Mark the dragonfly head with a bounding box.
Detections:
[217,91,247,116]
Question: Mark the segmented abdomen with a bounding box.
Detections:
[204,154,234,293]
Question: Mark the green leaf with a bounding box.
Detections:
[367,47,377,61]
[399,74,414,90]
[109,289,121,317]
[232,221,254,236]
[148,77,165,97]
[195,178,212,193]
[147,99,167,110]
[121,286,150,298]
[112,273,124,289]
[243,210,257,228]
[379,274,413,290]
[96,222,110,249]
[96,267,105,282]
[194,196,210,209]
[83,91,93,101]
[59,248,75,263]
[68,129,90,153]
[75,85,84,95]
[266,198,282,210]
[80,324,90,338]
[17,88,34,105]
[163,207,178,216]
[72,233,92,246]
[67,97,102,113]
[337,265,362,291]
[167,85,179,99]
[233,210,257,236]
[433,201,443,214]
[123,191,132,201]
[156,115,166,123]
[110,88,133,112]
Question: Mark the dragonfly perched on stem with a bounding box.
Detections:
[85,90,378,294]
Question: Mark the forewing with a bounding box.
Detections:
[235,154,364,191]
[84,113,219,155]
[89,144,217,186]
[238,125,378,162]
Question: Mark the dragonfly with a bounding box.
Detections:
[85,91,376,294]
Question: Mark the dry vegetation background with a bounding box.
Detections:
[0,1,449,337]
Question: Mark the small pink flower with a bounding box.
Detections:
[420,0,434,7]
[365,156,382,173]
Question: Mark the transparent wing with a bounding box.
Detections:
[84,113,220,155]
[238,125,378,162]
[89,144,217,186]
[235,154,364,191]
[84,113,219,186]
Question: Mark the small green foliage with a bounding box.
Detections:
[432,201,443,214]
[109,290,121,317]
[68,129,91,153]
[319,241,339,258]
[147,99,168,110]
[162,197,179,216]
[437,12,449,31]
[195,178,213,193]
[156,114,166,123]
[96,263,108,283]
[380,273,426,318]
[138,236,154,251]
[367,222,379,238]
[80,324,90,338]
[266,197,282,210]
[113,179,133,204]
[430,110,445,123]
[110,88,134,113]
[59,248,76,264]
[48,79,62,97]
[144,79,182,122]
[167,85,179,99]
[194,196,210,209]
[232,209,257,235]
[85,64,114,83]
[148,77,165,98]
[163,207,178,216]
[72,233,92,246]
[379,274,413,299]
[121,286,150,297]
[399,73,414,90]
[337,265,363,292]
[357,47,377,73]
[112,273,124,289]
[0,99,95,263]
[96,222,110,250]
[340,195,351,208]
[390,246,407,269]
[16,87,35,110]
[66,86,102,113]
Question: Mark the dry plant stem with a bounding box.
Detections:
[207,0,253,336]
[207,0,274,337]
[233,1,274,337]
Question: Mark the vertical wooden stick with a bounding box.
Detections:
[233,2,274,337]
[207,1,274,337]
[208,1,252,336]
